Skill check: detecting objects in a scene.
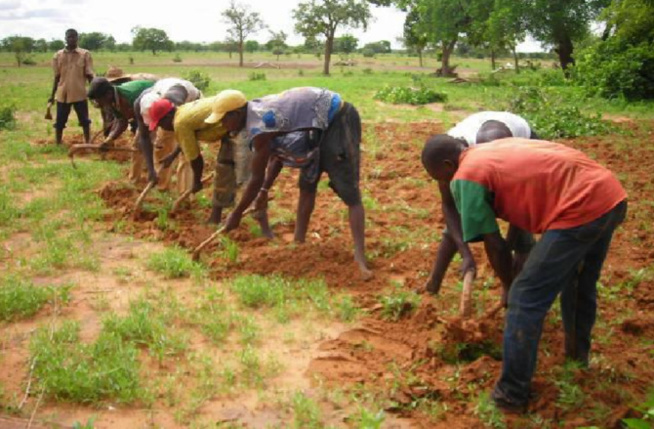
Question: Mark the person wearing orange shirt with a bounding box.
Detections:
[421,137,627,413]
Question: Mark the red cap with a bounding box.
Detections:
[148,98,175,131]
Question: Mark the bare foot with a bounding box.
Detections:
[358,264,373,281]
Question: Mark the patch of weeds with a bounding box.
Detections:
[238,346,281,388]
[30,320,141,404]
[219,236,240,263]
[229,275,331,322]
[112,266,133,284]
[248,72,267,81]
[102,296,188,361]
[474,392,506,429]
[379,283,420,321]
[235,313,260,346]
[508,86,616,139]
[146,246,206,279]
[72,417,96,429]
[348,406,385,428]
[622,388,654,429]
[0,276,72,321]
[0,104,17,130]
[291,391,323,428]
[189,287,233,345]
[334,294,360,322]
[374,84,447,105]
[555,362,586,410]
[182,69,211,92]
[0,188,19,228]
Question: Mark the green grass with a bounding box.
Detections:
[379,283,421,321]
[102,294,187,361]
[146,245,206,279]
[473,392,506,429]
[229,274,333,323]
[0,276,72,321]
[30,320,142,404]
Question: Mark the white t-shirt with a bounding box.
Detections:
[140,78,202,125]
[447,111,532,146]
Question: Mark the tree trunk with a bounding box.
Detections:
[418,49,423,68]
[512,45,520,74]
[491,49,496,70]
[323,36,334,76]
[238,40,244,67]
[439,39,457,77]
[554,34,575,78]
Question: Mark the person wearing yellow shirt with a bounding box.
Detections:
[147,96,250,224]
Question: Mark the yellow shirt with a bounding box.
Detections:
[174,97,227,161]
[52,47,94,103]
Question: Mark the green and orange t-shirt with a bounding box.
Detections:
[450,138,627,242]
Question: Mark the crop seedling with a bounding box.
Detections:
[379,283,421,321]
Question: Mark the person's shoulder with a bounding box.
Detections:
[74,47,91,55]
[53,49,65,58]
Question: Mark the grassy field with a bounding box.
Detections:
[1,52,653,428]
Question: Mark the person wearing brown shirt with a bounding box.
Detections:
[49,29,94,145]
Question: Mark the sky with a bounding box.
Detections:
[0,0,543,51]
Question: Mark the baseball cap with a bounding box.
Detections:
[148,98,175,131]
[205,90,247,124]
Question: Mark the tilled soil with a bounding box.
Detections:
[94,121,654,427]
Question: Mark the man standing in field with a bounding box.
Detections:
[49,28,94,145]
[423,111,538,295]
[147,95,251,224]
[87,77,155,183]
[207,87,372,279]
[421,136,627,412]
[134,78,202,191]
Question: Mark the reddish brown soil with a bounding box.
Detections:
[96,121,654,427]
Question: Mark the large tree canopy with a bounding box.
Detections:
[131,27,172,55]
[221,0,266,67]
[293,0,372,75]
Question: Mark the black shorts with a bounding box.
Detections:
[298,102,362,206]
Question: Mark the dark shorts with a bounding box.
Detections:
[298,102,362,206]
[55,100,90,130]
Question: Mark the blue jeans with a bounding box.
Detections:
[493,200,627,405]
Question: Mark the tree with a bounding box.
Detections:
[523,0,610,75]
[267,30,288,60]
[131,27,173,55]
[48,39,65,51]
[293,0,372,75]
[104,35,116,52]
[34,38,48,53]
[303,35,323,57]
[245,40,260,53]
[334,34,358,55]
[363,40,391,53]
[402,8,428,67]
[221,0,266,67]
[1,36,34,67]
[79,32,110,51]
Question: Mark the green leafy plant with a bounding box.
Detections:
[172,53,182,63]
[146,246,205,279]
[0,104,16,130]
[379,283,420,321]
[622,389,654,429]
[30,321,141,404]
[0,277,71,321]
[248,72,266,81]
[473,392,506,429]
[374,84,447,105]
[182,69,211,92]
[508,87,615,139]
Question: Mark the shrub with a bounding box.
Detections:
[508,87,615,139]
[374,85,447,105]
[22,56,37,66]
[172,53,182,63]
[0,104,16,130]
[248,71,266,81]
[362,48,375,58]
[182,69,211,92]
[575,39,654,100]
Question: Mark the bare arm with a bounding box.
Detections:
[50,75,60,103]
[105,116,129,144]
[439,180,475,265]
[224,134,272,231]
[483,231,514,306]
[134,97,157,183]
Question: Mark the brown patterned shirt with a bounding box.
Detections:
[52,47,94,103]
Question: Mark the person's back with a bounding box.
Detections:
[452,138,626,236]
[448,111,532,146]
